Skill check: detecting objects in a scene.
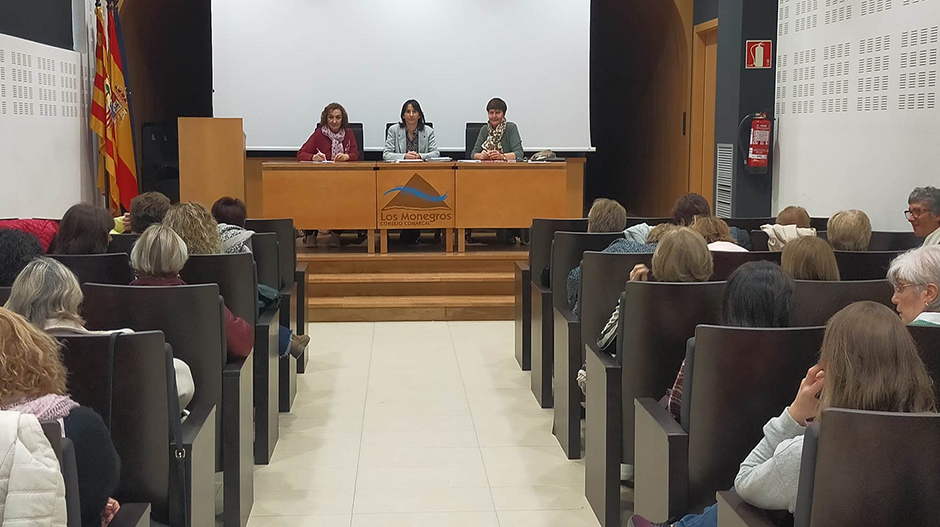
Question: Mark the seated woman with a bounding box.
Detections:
[906,186,940,246]
[383,99,440,161]
[0,307,122,527]
[690,215,747,252]
[669,193,750,249]
[629,301,938,527]
[297,102,359,163]
[665,261,794,419]
[130,224,253,360]
[760,205,816,252]
[211,197,255,254]
[826,209,871,251]
[781,236,841,281]
[5,257,195,411]
[471,98,524,161]
[0,228,43,286]
[888,244,940,326]
[49,203,114,255]
[129,191,172,234]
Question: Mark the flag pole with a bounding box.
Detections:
[95,0,112,211]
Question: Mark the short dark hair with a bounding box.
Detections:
[721,261,794,327]
[211,197,248,227]
[319,102,349,129]
[0,229,43,287]
[399,99,426,131]
[671,193,711,226]
[49,203,113,255]
[486,98,508,113]
[129,191,172,233]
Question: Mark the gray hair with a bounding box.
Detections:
[887,245,940,312]
[4,257,84,328]
[131,224,189,277]
[908,186,940,216]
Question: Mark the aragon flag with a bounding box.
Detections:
[89,3,118,211]
[106,2,138,211]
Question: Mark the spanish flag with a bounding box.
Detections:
[90,3,117,211]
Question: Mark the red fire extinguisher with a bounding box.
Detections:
[738,112,772,175]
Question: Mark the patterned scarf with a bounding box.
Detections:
[3,394,79,421]
[482,119,507,152]
[321,125,347,160]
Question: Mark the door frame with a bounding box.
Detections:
[689,18,719,208]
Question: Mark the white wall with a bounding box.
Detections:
[211,0,592,151]
[773,0,940,230]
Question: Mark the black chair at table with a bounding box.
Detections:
[585,280,725,527]
[868,230,921,251]
[711,251,781,281]
[834,250,904,280]
[525,219,588,373]
[465,122,487,159]
[790,279,893,326]
[108,233,140,254]
[554,250,651,460]
[56,331,214,527]
[633,325,824,522]
[82,284,254,527]
[718,408,940,527]
[0,286,10,304]
[539,231,621,409]
[51,253,135,284]
[348,122,365,161]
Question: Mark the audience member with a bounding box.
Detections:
[162,202,223,255]
[0,229,43,287]
[826,209,872,251]
[587,198,628,233]
[671,193,711,226]
[760,205,816,252]
[629,301,937,527]
[690,215,747,252]
[775,205,812,228]
[48,204,113,255]
[0,218,59,251]
[0,409,67,523]
[211,197,255,254]
[665,261,793,419]
[906,186,940,245]
[5,257,194,410]
[129,225,253,360]
[887,245,940,326]
[0,307,121,527]
[781,236,841,281]
[129,191,172,234]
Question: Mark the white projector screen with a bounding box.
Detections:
[211,0,592,152]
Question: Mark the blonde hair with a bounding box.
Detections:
[776,205,812,228]
[163,202,222,255]
[690,215,735,244]
[0,307,68,406]
[4,257,84,328]
[781,236,841,281]
[587,198,627,233]
[647,222,678,244]
[651,227,714,282]
[817,301,936,421]
[131,224,190,278]
[827,210,872,251]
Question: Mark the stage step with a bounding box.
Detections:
[307,295,514,322]
[297,251,525,274]
[308,271,514,296]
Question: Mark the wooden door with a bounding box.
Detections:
[689,20,719,208]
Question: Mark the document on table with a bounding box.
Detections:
[300,160,335,163]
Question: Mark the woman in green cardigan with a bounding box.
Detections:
[471,98,524,160]
[888,245,940,326]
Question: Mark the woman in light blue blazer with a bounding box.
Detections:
[383,100,440,161]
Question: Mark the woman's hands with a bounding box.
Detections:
[101,498,120,526]
[481,149,506,161]
[311,149,327,162]
[629,263,650,282]
[788,364,825,426]
[405,151,421,160]
[334,153,350,162]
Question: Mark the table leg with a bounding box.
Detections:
[445,228,454,253]
[457,228,466,253]
[367,229,376,254]
[380,230,389,254]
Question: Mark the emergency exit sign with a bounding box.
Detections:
[745,40,773,69]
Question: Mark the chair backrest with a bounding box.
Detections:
[711,251,781,281]
[809,217,828,231]
[180,252,257,323]
[348,122,364,160]
[82,284,223,413]
[801,409,940,527]
[794,422,821,527]
[245,218,296,290]
[580,252,653,357]
[790,280,893,326]
[723,217,775,232]
[749,229,769,251]
[465,122,486,159]
[251,233,280,290]
[619,280,726,463]
[529,219,588,287]
[41,421,81,527]
[550,232,624,310]
[909,325,940,398]
[683,325,825,512]
[625,217,673,228]
[0,286,10,305]
[868,230,920,251]
[55,331,172,522]
[50,253,134,285]
[107,233,140,255]
[834,250,903,280]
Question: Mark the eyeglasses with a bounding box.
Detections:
[894,282,925,294]
[904,208,929,220]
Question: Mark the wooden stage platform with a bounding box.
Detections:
[298,232,527,322]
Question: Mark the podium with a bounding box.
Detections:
[178,118,246,209]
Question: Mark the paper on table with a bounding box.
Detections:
[395,158,425,163]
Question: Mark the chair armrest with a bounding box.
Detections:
[555,304,578,324]
[514,261,530,273]
[179,402,215,447]
[108,502,151,527]
[225,356,250,375]
[531,280,551,295]
[717,490,780,527]
[634,397,689,523]
[295,262,308,287]
[256,307,280,326]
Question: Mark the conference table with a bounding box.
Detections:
[260,159,585,253]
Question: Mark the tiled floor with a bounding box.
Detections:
[246,321,602,527]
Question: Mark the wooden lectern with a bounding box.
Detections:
[178,118,246,208]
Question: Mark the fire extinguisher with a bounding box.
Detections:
[738,112,772,175]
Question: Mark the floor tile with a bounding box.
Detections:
[253,466,358,491]
[360,430,479,448]
[351,511,499,527]
[358,446,484,468]
[352,487,495,513]
[355,463,489,489]
[251,488,355,516]
[496,508,602,527]
[490,485,591,510]
[246,514,352,527]
[480,446,585,486]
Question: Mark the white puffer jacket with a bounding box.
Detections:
[0,410,67,526]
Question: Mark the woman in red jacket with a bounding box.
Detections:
[297,102,359,162]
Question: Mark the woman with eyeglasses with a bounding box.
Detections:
[887,245,940,326]
[906,186,940,246]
